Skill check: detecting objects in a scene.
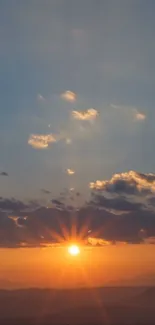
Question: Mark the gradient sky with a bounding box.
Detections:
[1,0,155,200]
[1,1,155,289]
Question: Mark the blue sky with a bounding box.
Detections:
[0,0,155,201]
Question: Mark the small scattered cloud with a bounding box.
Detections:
[8,215,27,228]
[41,189,51,194]
[61,90,76,102]
[90,171,155,195]
[67,168,75,175]
[134,110,146,121]
[87,237,111,246]
[37,93,45,102]
[65,138,72,145]
[28,133,57,149]
[72,108,98,121]
[0,172,8,176]
[111,104,146,122]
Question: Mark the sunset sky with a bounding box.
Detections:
[0,0,155,288]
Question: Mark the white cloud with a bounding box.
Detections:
[72,108,98,121]
[61,90,76,102]
[28,133,57,149]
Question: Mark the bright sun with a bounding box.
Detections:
[68,245,80,256]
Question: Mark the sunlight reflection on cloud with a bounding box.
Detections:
[72,108,98,121]
[61,90,76,102]
[28,134,57,149]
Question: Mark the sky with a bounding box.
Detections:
[1,0,155,199]
[0,0,155,287]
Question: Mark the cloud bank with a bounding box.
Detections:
[0,170,155,248]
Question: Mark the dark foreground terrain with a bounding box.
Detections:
[0,287,155,325]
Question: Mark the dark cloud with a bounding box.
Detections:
[90,171,155,196]
[0,198,38,212]
[0,202,154,247]
[90,195,143,212]
[0,172,8,176]
[41,189,51,194]
[51,199,64,206]
[1,167,155,248]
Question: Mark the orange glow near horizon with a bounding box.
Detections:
[0,245,155,289]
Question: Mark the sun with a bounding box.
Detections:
[68,244,80,256]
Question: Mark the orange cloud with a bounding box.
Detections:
[61,90,76,102]
[87,237,111,246]
[134,111,146,121]
[72,108,98,121]
[67,168,75,175]
[28,133,57,149]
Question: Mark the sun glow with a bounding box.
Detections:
[68,245,80,256]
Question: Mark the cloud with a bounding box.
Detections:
[72,108,98,121]
[65,138,72,144]
[28,133,57,149]
[87,237,111,246]
[37,93,45,102]
[111,104,146,122]
[61,90,76,102]
[0,198,154,247]
[90,171,155,195]
[67,168,75,175]
[8,215,27,228]
[0,172,8,176]
[90,195,143,212]
[144,237,155,244]
[41,189,51,194]
[1,167,155,247]
[134,110,146,121]
[0,198,38,212]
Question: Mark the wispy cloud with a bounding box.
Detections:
[41,189,51,194]
[144,237,155,244]
[61,90,76,102]
[28,133,57,149]
[67,168,75,175]
[65,137,72,144]
[72,108,98,121]
[110,103,146,122]
[37,93,45,102]
[134,110,146,121]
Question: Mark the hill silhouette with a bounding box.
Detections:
[0,287,155,324]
